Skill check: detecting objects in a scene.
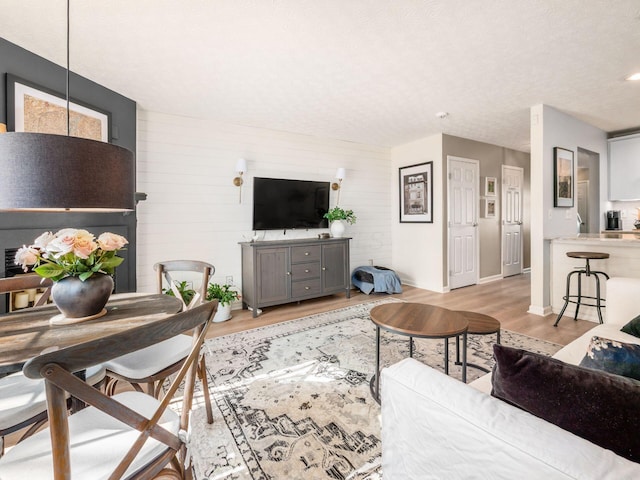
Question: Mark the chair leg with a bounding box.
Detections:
[198,356,214,424]
[573,272,583,321]
[17,417,48,443]
[152,381,162,398]
[594,273,605,324]
[105,376,118,396]
[554,270,581,327]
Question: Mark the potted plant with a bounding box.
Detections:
[14,229,127,320]
[323,207,356,238]
[163,280,197,306]
[207,283,240,322]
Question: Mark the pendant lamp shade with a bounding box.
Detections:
[0,132,135,212]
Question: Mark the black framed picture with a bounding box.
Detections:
[6,73,110,142]
[399,161,433,223]
[554,147,574,207]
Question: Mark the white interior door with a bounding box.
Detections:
[448,156,478,289]
[502,165,523,277]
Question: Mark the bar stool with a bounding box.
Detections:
[553,251,609,326]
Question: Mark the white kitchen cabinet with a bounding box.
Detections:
[609,133,640,200]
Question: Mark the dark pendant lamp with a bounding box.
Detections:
[0,0,134,212]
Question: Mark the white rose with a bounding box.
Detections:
[33,231,55,249]
[15,246,39,271]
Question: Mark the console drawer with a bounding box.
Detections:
[291,279,321,297]
[291,262,320,279]
[291,245,321,263]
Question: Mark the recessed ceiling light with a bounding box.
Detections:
[435,112,449,119]
[625,72,640,81]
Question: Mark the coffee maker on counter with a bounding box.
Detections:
[605,210,622,230]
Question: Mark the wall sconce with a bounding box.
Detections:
[332,167,346,206]
[233,158,248,203]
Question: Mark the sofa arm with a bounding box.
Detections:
[606,277,640,326]
[380,358,640,479]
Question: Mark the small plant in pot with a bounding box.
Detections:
[163,281,197,306]
[207,283,240,322]
[323,206,356,238]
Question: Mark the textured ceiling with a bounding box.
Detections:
[1,0,639,151]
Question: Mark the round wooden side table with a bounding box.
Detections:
[453,310,501,373]
[369,302,468,403]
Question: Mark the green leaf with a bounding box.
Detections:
[79,271,94,281]
[101,256,124,269]
[34,264,65,278]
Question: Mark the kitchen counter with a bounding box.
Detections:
[550,234,640,322]
[600,230,640,235]
[550,233,640,244]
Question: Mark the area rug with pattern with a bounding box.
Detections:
[189,300,561,480]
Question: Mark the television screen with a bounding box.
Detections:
[253,177,330,230]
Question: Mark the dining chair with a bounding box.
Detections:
[0,275,106,456]
[103,260,215,424]
[155,260,215,311]
[0,300,217,479]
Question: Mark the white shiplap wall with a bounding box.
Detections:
[136,110,392,296]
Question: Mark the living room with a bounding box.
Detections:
[1,2,640,479]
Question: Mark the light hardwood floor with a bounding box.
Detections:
[4,274,595,452]
[209,273,596,346]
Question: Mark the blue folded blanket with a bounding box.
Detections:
[352,266,402,294]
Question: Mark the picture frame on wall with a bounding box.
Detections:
[399,161,433,223]
[554,147,574,207]
[485,177,497,196]
[485,198,496,218]
[6,73,110,142]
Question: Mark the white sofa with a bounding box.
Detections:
[381,277,640,479]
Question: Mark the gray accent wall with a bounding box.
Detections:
[442,134,531,284]
[0,38,138,294]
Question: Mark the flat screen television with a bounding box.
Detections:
[253,177,330,230]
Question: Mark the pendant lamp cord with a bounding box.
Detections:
[66,0,70,136]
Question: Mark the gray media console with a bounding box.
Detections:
[240,237,351,317]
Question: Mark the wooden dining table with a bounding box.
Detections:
[0,293,183,375]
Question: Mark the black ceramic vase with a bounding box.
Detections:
[51,273,113,319]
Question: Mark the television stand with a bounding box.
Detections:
[240,237,351,317]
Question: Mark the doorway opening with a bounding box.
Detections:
[577,148,600,233]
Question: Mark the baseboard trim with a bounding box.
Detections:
[523,267,531,274]
[478,274,503,284]
[528,305,552,317]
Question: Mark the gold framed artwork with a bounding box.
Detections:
[6,74,109,142]
[554,147,574,207]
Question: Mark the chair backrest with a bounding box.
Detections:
[0,275,53,309]
[22,300,218,479]
[153,260,215,310]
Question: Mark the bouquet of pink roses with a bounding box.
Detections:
[15,228,128,282]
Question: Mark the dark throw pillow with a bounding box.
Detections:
[491,344,640,463]
[579,336,640,381]
[621,314,640,338]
